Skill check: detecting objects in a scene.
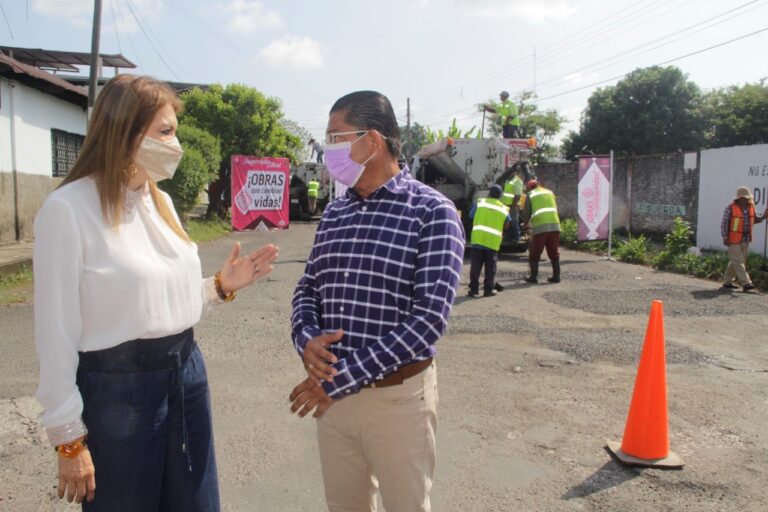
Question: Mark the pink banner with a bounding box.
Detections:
[231,155,290,231]
[577,155,611,241]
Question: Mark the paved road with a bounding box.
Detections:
[2,224,767,511]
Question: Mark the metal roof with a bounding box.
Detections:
[0,46,136,72]
[0,53,88,106]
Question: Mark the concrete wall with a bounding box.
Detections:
[0,79,86,242]
[536,152,700,237]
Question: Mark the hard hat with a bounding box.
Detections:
[526,179,539,191]
[500,91,510,98]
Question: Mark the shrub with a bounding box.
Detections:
[671,252,703,275]
[560,218,578,248]
[653,217,693,269]
[159,125,221,218]
[614,234,650,264]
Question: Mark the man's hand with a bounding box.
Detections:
[723,237,729,246]
[58,447,95,503]
[289,378,335,419]
[303,330,343,385]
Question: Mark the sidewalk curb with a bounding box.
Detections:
[0,257,33,276]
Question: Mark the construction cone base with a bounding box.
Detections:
[606,440,684,469]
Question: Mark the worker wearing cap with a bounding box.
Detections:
[522,179,561,284]
[721,186,767,292]
[468,185,511,297]
[484,91,521,139]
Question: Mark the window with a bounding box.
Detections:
[51,129,85,177]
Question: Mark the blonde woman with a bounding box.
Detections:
[33,75,278,511]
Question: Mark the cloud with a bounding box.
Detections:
[33,0,159,31]
[459,0,578,22]
[225,0,282,33]
[259,35,323,71]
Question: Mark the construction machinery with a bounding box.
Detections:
[412,137,537,252]
[289,162,331,220]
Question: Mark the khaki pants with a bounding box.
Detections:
[724,241,752,286]
[308,196,317,215]
[317,362,438,512]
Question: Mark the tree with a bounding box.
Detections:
[479,91,566,163]
[159,125,221,219]
[701,80,768,148]
[562,66,705,159]
[180,84,301,217]
[281,118,314,162]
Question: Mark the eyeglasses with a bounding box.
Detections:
[324,130,366,145]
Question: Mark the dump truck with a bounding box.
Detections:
[412,137,537,252]
[289,162,331,220]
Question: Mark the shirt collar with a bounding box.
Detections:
[347,166,412,201]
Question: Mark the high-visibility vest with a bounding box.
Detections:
[529,187,560,230]
[728,203,755,244]
[471,197,509,251]
[307,180,319,198]
[498,99,520,127]
[502,176,523,206]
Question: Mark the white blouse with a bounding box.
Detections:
[33,176,220,444]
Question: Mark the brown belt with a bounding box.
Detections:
[363,358,433,389]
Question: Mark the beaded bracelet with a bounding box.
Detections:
[214,271,236,302]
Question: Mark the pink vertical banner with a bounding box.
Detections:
[230,155,290,231]
[577,155,611,241]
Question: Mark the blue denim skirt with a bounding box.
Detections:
[77,328,220,512]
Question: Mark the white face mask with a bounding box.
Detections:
[134,136,184,182]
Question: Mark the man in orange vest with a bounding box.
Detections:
[721,186,767,292]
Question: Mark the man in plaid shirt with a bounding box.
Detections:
[288,91,464,512]
[721,186,767,292]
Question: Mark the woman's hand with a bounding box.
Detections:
[58,448,95,503]
[218,242,278,294]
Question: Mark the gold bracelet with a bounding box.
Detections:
[55,437,88,458]
[214,271,236,302]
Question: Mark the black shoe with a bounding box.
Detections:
[483,290,497,297]
[494,282,504,292]
[721,283,738,290]
[467,290,479,297]
[525,276,538,284]
[743,283,755,292]
[547,276,560,283]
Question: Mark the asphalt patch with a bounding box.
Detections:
[536,327,713,366]
[543,287,766,316]
[447,314,533,335]
[495,270,600,281]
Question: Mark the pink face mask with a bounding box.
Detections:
[323,131,378,188]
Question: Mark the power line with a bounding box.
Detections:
[113,0,142,71]
[535,26,768,103]
[109,0,123,55]
[532,0,767,95]
[123,0,188,81]
[159,0,327,103]
[412,0,675,111]
[0,1,14,39]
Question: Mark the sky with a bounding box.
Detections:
[1,0,767,146]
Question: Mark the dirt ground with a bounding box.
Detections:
[1,223,767,511]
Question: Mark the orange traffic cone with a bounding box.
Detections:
[606,300,684,468]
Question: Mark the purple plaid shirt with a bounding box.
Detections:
[291,169,465,399]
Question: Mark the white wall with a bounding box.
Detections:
[0,78,87,176]
[0,79,12,172]
[696,144,768,253]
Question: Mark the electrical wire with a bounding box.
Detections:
[110,0,123,55]
[113,0,142,70]
[123,0,188,81]
[0,1,14,39]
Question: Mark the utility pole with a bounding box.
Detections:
[88,0,103,119]
[406,97,412,161]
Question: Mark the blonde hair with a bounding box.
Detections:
[61,74,190,242]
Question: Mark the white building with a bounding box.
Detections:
[0,53,88,242]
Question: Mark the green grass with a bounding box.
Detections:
[0,265,34,305]
[186,217,232,243]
